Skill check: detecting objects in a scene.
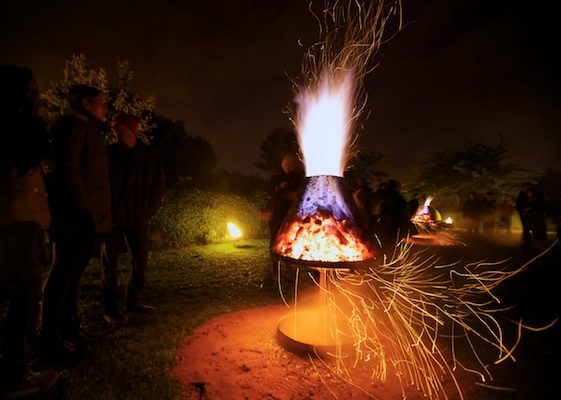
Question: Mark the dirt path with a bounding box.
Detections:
[173,305,498,400]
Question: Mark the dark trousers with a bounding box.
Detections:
[102,225,149,314]
[0,222,45,384]
[42,218,95,344]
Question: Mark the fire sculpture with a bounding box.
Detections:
[271,0,398,356]
[409,196,460,246]
[271,1,555,399]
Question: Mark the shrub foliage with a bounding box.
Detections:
[151,184,268,248]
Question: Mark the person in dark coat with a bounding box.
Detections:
[352,177,376,234]
[41,85,111,359]
[462,192,481,235]
[379,179,410,247]
[263,153,304,286]
[268,153,304,250]
[525,187,547,247]
[0,65,59,396]
[481,191,497,234]
[515,183,532,245]
[102,114,165,319]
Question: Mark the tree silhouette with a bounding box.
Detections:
[150,115,217,187]
[411,137,518,211]
[255,127,299,172]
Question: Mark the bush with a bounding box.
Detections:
[151,183,268,248]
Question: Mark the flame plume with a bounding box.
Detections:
[292,0,401,177]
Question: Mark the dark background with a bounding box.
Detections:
[1,0,559,179]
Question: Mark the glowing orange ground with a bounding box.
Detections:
[173,305,500,400]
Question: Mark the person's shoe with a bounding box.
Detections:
[103,312,128,326]
[1,369,60,399]
[38,337,79,365]
[61,325,90,347]
[126,303,156,314]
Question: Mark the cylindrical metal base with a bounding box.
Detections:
[276,311,352,358]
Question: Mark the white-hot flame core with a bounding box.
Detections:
[296,72,355,177]
[227,222,242,239]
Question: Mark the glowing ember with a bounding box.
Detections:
[274,212,370,262]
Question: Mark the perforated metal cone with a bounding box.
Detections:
[272,175,376,267]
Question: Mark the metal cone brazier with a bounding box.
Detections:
[272,175,377,355]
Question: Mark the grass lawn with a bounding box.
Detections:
[61,239,279,400]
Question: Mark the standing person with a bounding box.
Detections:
[41,85,111,359]
[265,153,304,285]
[462,192,481,236]
[352,177,376,234]
[481,191,497,234]
[515,183,532,245]
[525,187,547,248]
[102,114,165,321]
[380,179,410,246]
[0,65,60,396]
[408,193,420,220]
[499,199,515,234]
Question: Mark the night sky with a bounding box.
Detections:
[1,0,559,179]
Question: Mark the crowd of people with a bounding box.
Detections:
[461,185,551,248]
[0,65,165,397]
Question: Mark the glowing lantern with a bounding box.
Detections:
[227,222,242,239]
[445,217,453,225]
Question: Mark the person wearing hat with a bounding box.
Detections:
[102,114,165,322]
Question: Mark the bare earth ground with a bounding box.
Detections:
[173,235,560,400]
[173,304,492,400]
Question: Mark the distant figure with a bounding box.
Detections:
[265,153,304,285]
[42,85,111,360]
[515,183,532,245]
[408,193,420,220]
[525,187,547,247]
[379,179,410,246]
[499,200,515,234]
[352,177,376,234]
[0,65,59,396]
[102,114,166,321]
[462,192,481,235]
[268,153,304,250]
[481,191,497,234]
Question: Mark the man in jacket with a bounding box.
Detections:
[102,114,165,321]
[41,84,111,358]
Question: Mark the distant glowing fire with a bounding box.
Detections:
[412,195,435,224]
[409,195,459,246]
